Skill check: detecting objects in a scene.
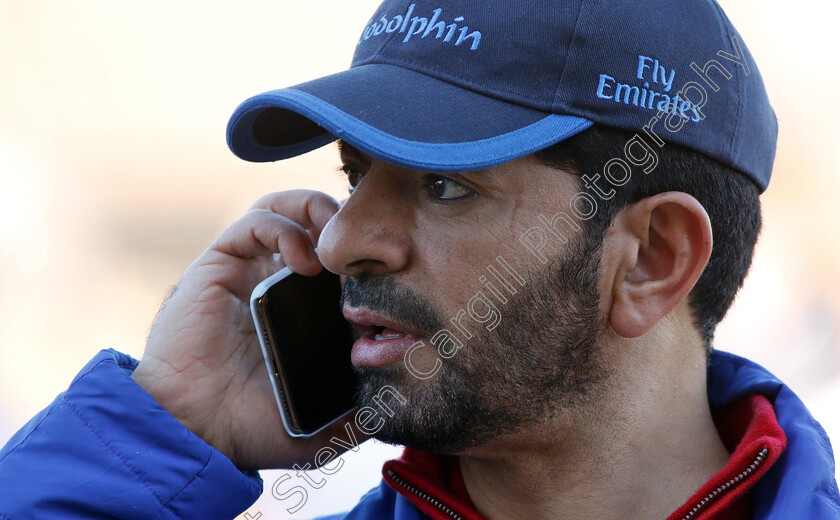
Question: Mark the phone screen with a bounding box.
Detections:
[254,268,357,435]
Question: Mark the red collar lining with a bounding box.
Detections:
[382,394,787,520]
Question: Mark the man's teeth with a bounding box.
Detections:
[374,330,407,340]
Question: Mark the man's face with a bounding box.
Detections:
[318,143,608,454]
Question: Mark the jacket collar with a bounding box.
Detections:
[707,350,840,519]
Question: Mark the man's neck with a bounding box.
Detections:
[457,331,730,520]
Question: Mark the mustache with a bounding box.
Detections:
[340,274,444,337]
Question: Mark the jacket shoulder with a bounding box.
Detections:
[0,349,262,519]
[708,350,840,519]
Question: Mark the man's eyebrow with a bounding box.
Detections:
[336,139,366,162]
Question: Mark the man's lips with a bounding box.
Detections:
[343,307,425,367]
[342,307,424,337]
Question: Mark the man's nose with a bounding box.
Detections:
[317,169,412,278]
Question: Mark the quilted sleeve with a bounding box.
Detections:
[0,349,263,519]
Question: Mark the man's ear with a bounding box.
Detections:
[606,192,713,338]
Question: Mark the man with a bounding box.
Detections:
[0,0,838,518]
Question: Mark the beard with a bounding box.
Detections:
[340,233,605,454]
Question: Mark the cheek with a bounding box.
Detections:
[402,342,445,378]
[412,212,531,319]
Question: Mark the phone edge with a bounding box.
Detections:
[249,266,311,438]
[249,266,353,439]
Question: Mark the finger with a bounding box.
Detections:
[250,190,340,235]
[306,228,320,248]
[209,209,323,276]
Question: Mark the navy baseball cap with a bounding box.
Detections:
[227,0,776,191]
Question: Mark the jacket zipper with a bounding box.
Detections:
[388,446,769,520]
[680,447,769,520]
[386,469,464,520]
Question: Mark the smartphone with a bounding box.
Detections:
[250,265,357,437]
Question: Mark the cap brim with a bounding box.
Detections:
[227,63,593,172]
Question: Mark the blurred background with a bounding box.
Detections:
[0,1,837,518]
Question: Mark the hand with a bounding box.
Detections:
[131,190,361,470]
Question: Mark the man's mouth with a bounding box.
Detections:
[343,307,425,367]
[369,325,410,341]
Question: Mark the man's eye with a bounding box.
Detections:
[427,175,474,201]
[342,165,365,194]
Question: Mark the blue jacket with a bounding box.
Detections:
[1,349,838,519]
